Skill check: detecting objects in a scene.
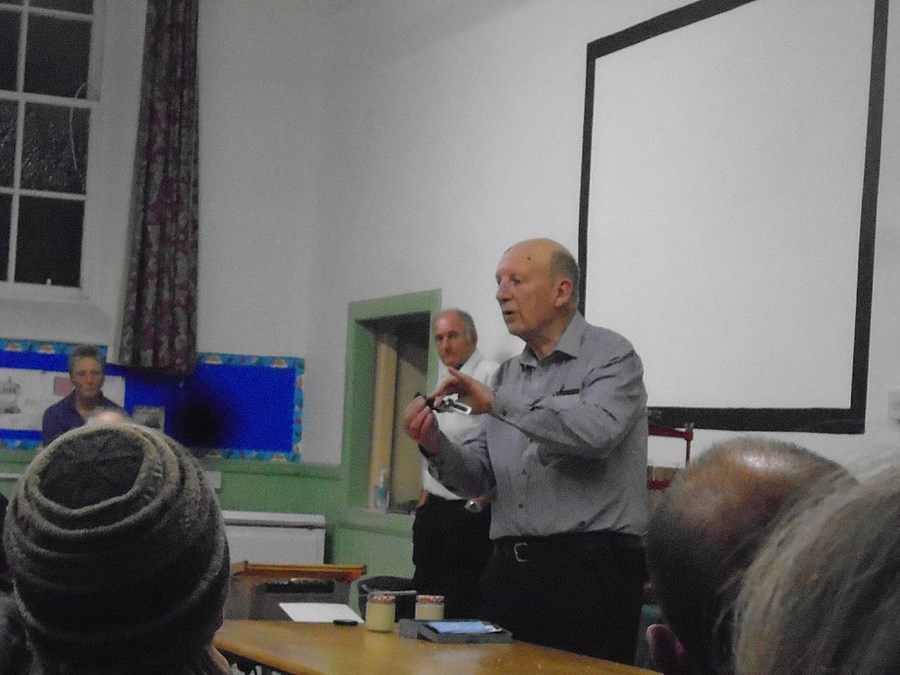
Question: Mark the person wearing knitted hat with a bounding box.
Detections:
[2,424,232,674]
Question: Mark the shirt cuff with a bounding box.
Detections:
[490,388,510,418]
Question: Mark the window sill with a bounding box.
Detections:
[0,296,112,346]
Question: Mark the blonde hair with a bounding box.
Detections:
[734,467,900,674]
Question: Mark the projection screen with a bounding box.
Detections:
[578,0,888,433]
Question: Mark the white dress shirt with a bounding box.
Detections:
[422,349,499,500]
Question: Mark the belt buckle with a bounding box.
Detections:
[464,499,483,514]
[512,542,529,563]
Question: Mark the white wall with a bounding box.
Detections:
[304,0,692,464]
[196,0,324,357]
[297,0,900,467]
[6,0,898,469]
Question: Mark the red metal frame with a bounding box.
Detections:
[649,422,694,465]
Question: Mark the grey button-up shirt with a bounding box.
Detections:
[428,313,648,539]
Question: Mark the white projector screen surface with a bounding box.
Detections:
[579,0,885,432]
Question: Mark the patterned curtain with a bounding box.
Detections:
[119,0,199,374]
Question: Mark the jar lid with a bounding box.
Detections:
[368,594,396,603]
[416,594,445,603]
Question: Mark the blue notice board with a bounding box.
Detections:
[0,341,303,461]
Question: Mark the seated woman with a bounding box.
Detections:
[3,424,231,674]
[40,344,126,445]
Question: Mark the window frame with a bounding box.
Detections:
[0,0,105,300]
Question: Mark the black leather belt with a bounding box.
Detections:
[423,493,464,504]
[495,531,642,563]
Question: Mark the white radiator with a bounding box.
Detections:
[222,510,326,565]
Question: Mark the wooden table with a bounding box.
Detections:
[216,620,659,675]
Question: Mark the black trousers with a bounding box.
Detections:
[480,531,647,665]
[412,495,492,619]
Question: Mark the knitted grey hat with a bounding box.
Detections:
[2,424,230,673]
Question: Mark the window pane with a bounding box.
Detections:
[0,9,20,91]
[22,102,89,194]
[15,195,83,286]
[24,15,90,97]
[0,100,16,187]
[0,194,10,281]
[32,0,93,14]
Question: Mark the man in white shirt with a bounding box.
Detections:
[413,309,499,618]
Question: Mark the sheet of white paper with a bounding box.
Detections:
[279,602,363,623]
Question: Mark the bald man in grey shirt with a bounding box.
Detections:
[405,238,648,664]
[429,311,647,539]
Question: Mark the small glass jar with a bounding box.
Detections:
[366,594,396,632]
[414,594,445,621]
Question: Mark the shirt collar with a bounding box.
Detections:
[518,313,586,368]
[438,349,483,379]
[460,350,483,375]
